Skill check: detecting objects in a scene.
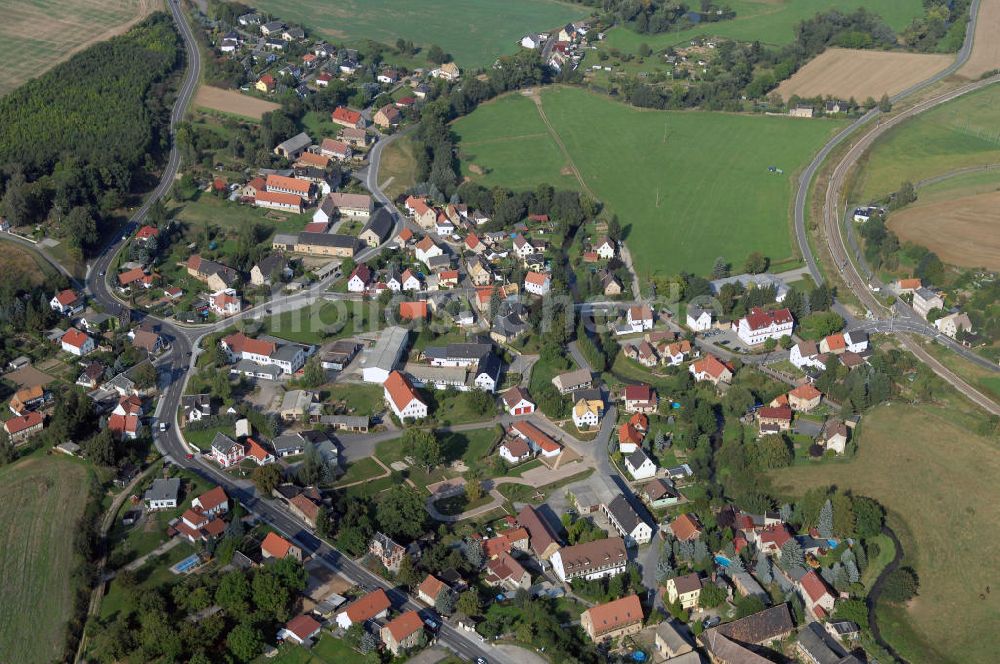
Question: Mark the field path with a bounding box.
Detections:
[527,90,597,199]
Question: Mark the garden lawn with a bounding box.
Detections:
[855,85,1000,200]
[377,134,420,202]
[251,0,587,69]
[601,0,924,51]
[334,457,385,486]
[265,301,379,345]
[327,383,384,416]
[455,86,843,277]
[0,456,90,664]
[768,404,1000,664]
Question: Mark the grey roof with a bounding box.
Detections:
[262,20,285,31]
[553,368,592,391]
[272,344,305,363]
[281,389,314,412]
[796,622,854,664]
[427,254,452,270]
[605,494,646,534]
[144,478,180,503]
[687,305,709,318]
[914,287,939,300]
[571,387,602,403]
[255,253,287,276]
[276,132,312,154]
[710,273,788,299]
[320,414,368,430]
[476,353,501,382]
[273,432,307,453]
[360,208,393,241]
[366,326,409,373]
[212,433,240,455]
[273,233,298,247]
[312,439,339,464]
[231,359,282,380]
[424,343,492,362]
[654,620,693,656]
[627,448,651,470]
[298,232,360,249]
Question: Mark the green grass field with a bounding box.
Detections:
[602,0,924,52]
[0,456,91,664]
[855,86,1000,201]
[251,0,587,69]
[454,86,842,276]
[769,404,1000,664]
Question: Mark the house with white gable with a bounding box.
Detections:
[61,328,95,357]
[415,236,444,268]
[625,448,657,480]
[623,304,654,334]
[686,305,713,332]
[734,307,794,345]
[594,237,616,260]
[383,370,427,420]
[524,271,551,296]
[209,288,242,317]
[401,269,422,292]
[50,289,84,316]
[347,264,372,293]
[789,340,827,371]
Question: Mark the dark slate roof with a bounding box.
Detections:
[796,622,856,664]
[424,343,492,362]
[715,604,794,646]
[605,494,645,533]
[476,353,502,382]
[627,447,651,470]
[211,432,241,454]
[298,232,359,249]
[360,208,393,241]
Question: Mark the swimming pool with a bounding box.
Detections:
[171,554,200,574]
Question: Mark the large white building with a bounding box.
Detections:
[221,332,309,375]
[733,307,793,346]
[383,370,428,420]
[551,538,628,583]
[362,326,409,383]
[686,305,713,332]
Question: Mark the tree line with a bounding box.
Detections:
[0,13,180,256]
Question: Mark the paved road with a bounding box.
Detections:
[70,4,503,662]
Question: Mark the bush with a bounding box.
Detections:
[882,566,919,603]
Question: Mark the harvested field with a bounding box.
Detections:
[888,190,1000,270]
[0,0,159,97]
[0,457,91,664]
[959,0,1000,78]
[194,85,280,120]
[4,366,56,390]
[775,48,952,102]
[769,404,1000,664]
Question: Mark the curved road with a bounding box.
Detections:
[74,3,503,662]
[792,0,1000,415]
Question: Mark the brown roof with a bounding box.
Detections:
[284,614,321,641]
[516,505,559,557]
[296,151,330,168]
[486,550,527,583]
[256,190,303,207]
[715,604,794,645]
[289,494,321,522]
[502,386,532,409]
[130,329,161,352]
[261,532,296,558]
[584,594,643,638]
[670,572,703,595]
[643,478,679,502]
[501,437,531,458]
[757,406,792,421]
[670,513,702,541]
[342,588,391,623]
[265,173,311,195]
[195,486,228,512]
[418,574,445,601]
[556,537,626,575]
[383,610,423,641]
[789,383,822,401]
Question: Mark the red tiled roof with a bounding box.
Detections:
[824,333,847,351]
[136,225,159,240]
[486,550,527,583]
[384,610,423,642]
[743,307,793,331]
[54,289,79,306]
[525,271,549,286]
[399,300,428,320]
[757,406,792,421]
[618,422,643,446]
[623,384,653,403]
[483,527,528,558]
[265,174,311,195]
[342,588,391,623]
[247,438,272,462]
[223,332,276,358]
[629,413,648,431]
[108,413,139,436]
[584,595,643,638]
[418,574,445,601]
[195,486,228,512]
[800,570,833,604]
[759,524,792,549]
[511,421,560,454]
[118,267,146,286]
[383,371,421,411]
[332,106,362,125]
[692,355,732,379]
[261,532,296,558]
[297,151,330,168]
[670,513,702,541]
[61,328,90,349]
[5,411,43,434]
[406,196,433,216]
[789,383,822,401]
[285,614,321,641]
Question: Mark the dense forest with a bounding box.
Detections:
[0,13,180,254]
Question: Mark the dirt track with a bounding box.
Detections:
[888,189,1000,270]
[776,48,952,102]
[959,0,1000,78]
[194,85,280,120]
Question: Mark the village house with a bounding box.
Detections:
[665,573,703,609]
[485,551,532,591]
[734,307,794,345]
[625,304,654,333]
[934,311,973,339]
[689,355,733,385]
[790,340,828,371]
[516,505,562,559]
[604,495,653,544]
[594,237,616,260]
[788,383,822,411]
[417,574,447,605]
[209,288,242,317]
[622,384,657,414]
[273,132,312,160]
[256,73,276,93]
[186,255,238,290]
[399,300,429,321]
[250,253,291,287]
[601,271,624,296]
[799,569,837,618]
[572,392,604,429]
[431,61,460,80]
[221,332,309,375]
[686,305,713,331]
[374,103,402,128]
[4,411,44,442]
[144,478,180,510]
[61,328,95,356]
[210,433,245,468]
[552,368,592,394]
[643,478,681,509]
[625,448,658,481]
[359,208,394,247]
[483,527,530,559]
[314,192,373,223]
[49,289,83,316]
[414,236,444,267]
[336,588,391,629]
[9,385,47,415]
[405,196,437,229]
[262,531,302,561]
[913,287,945,319]
[319,137,353,161]
[670,513,703,542]
[524,270,551,296]
[550,537,628,583]
[655,621,695,660]
[384,370,427,420]
[331,106,366,129]
[293,232,360,258]
[618,420,644,454]
[279,614,322,647]
[757,406,793,433]
[581,594,643,643]
[499,436,532,464]
[380,611,424,656]
[818,419,849,455]
[510,420,562,457]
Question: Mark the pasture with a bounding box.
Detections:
[0,0,158,97]
[600,0,924,52]
[454,86,843,277]
[887,189,1000,270]
[193,85,280,120]
[769,404,1000,664]
[854,85,1000,200]
[775,48,951,102]
[958,0,1000,78]
[250,0,586,69]
[0,456,91,664]
[0,241,59,289]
